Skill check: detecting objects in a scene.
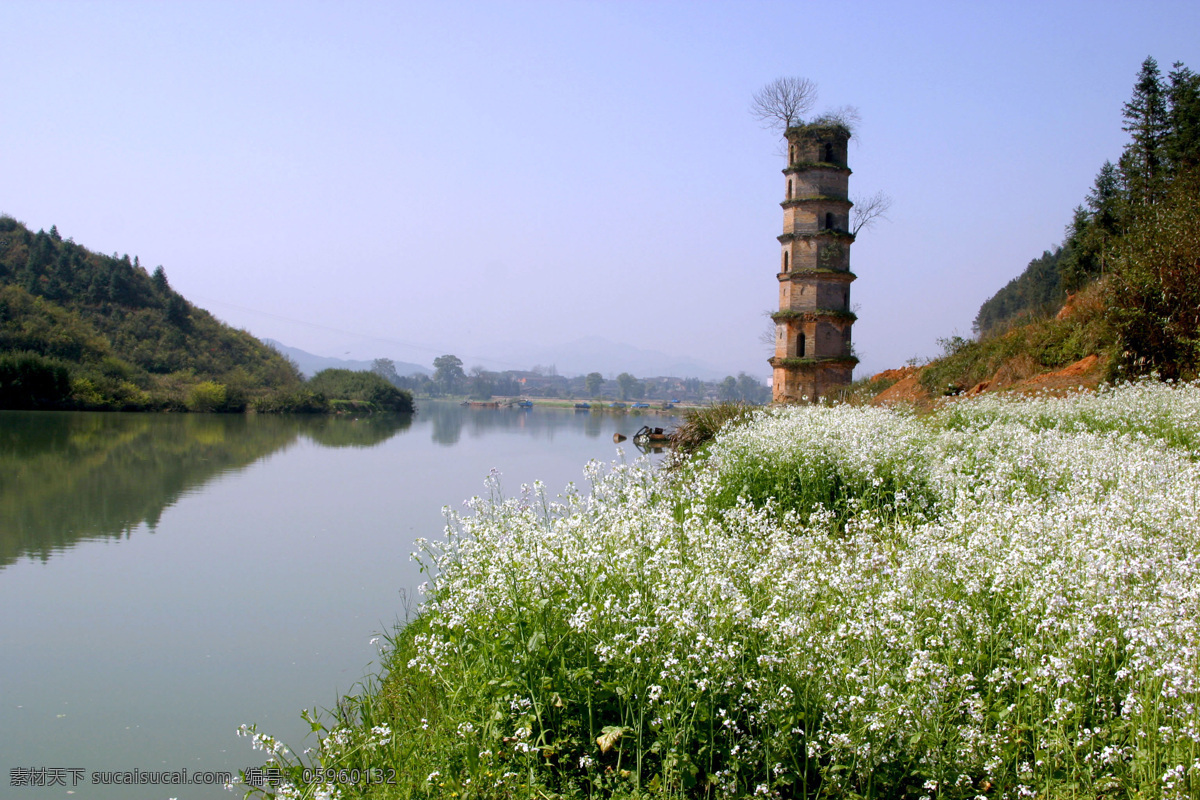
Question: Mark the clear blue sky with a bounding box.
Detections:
[3,1,1197,379]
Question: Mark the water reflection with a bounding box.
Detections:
[0,411,413,567]
[301,413,414,448]
[424,402,464,445]
[0,404,676,568]
[425,402,665,445]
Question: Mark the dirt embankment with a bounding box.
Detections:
[869,354,1108,410]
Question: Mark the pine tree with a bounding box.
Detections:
[1165,62,1200,176]
[151,265,170,294]
[1062,161,1126,291]
[1120,57,1169,207]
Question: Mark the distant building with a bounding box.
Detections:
[770,122,858,402]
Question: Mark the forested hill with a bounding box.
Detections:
[973,56,1200,343]
[973,246,1069,337]
[860,55,1200,405]
[0,215,304,410]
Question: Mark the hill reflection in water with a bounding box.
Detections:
[0,411,413,567]
[0,403,670,568]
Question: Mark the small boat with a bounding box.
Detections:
[631,402,650,409]
[517,400,534,408]
[633,425,671,445]
[574,403,591,410]
[610,402,627,409]
[467,401,500,408]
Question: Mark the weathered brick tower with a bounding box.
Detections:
[770,122,858,403]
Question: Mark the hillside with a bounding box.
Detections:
[0,215,303,410]
[863,56,1200,407]
[849,280,1112,409]
[973,57,1198,340]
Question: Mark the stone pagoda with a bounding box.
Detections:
[770,122,858,403]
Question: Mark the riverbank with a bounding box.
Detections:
[240,381,1200,799]
[421,395,699,415]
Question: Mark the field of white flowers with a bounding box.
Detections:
[243,381,1200,800]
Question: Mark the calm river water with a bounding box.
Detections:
[0,403,676,799]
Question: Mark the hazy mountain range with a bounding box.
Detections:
[265,336,738,381]
[495,336,735,380]
[261,339,430,378]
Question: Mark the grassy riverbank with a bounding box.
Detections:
[240,381,1200,800]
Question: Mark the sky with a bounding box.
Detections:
[3,1,1198,380]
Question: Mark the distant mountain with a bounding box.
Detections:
[262,337,745,383]
[262,339,430,379]
[489,336,733,381]
[267,336,739,382]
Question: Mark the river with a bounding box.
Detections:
[0,403,676,799]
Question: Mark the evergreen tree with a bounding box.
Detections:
[1120,57,1168,207]
[166,294,189,326]
[1165,62,1200,176]
[151,265,170,294]
[1061,161,1124,291]
[1087,160,1123,232]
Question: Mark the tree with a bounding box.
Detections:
[1107,169,1200,381]
[585,371,603,397]
[736,372,769,404]
[432,354,465,395]
[850,191,893,236]
[615,372,637,401]
[468,366,493,400]
[750,77,817,133]
[1166,62,1200,176]
[759,314,779,354]
[1061,161,1124,291]
[150,265,170,294]
[717,376,738,402]
[1088,160,1123,232]
[372,358,400,386]
[1120,57,1169,207]
[165,293,189,326]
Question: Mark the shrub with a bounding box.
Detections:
[667,402,758,461]
[1107,169,1200,380]
[186,381,227,412]
[251,389,329,414]
[307,368,414,413]
[0,351,72,409]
